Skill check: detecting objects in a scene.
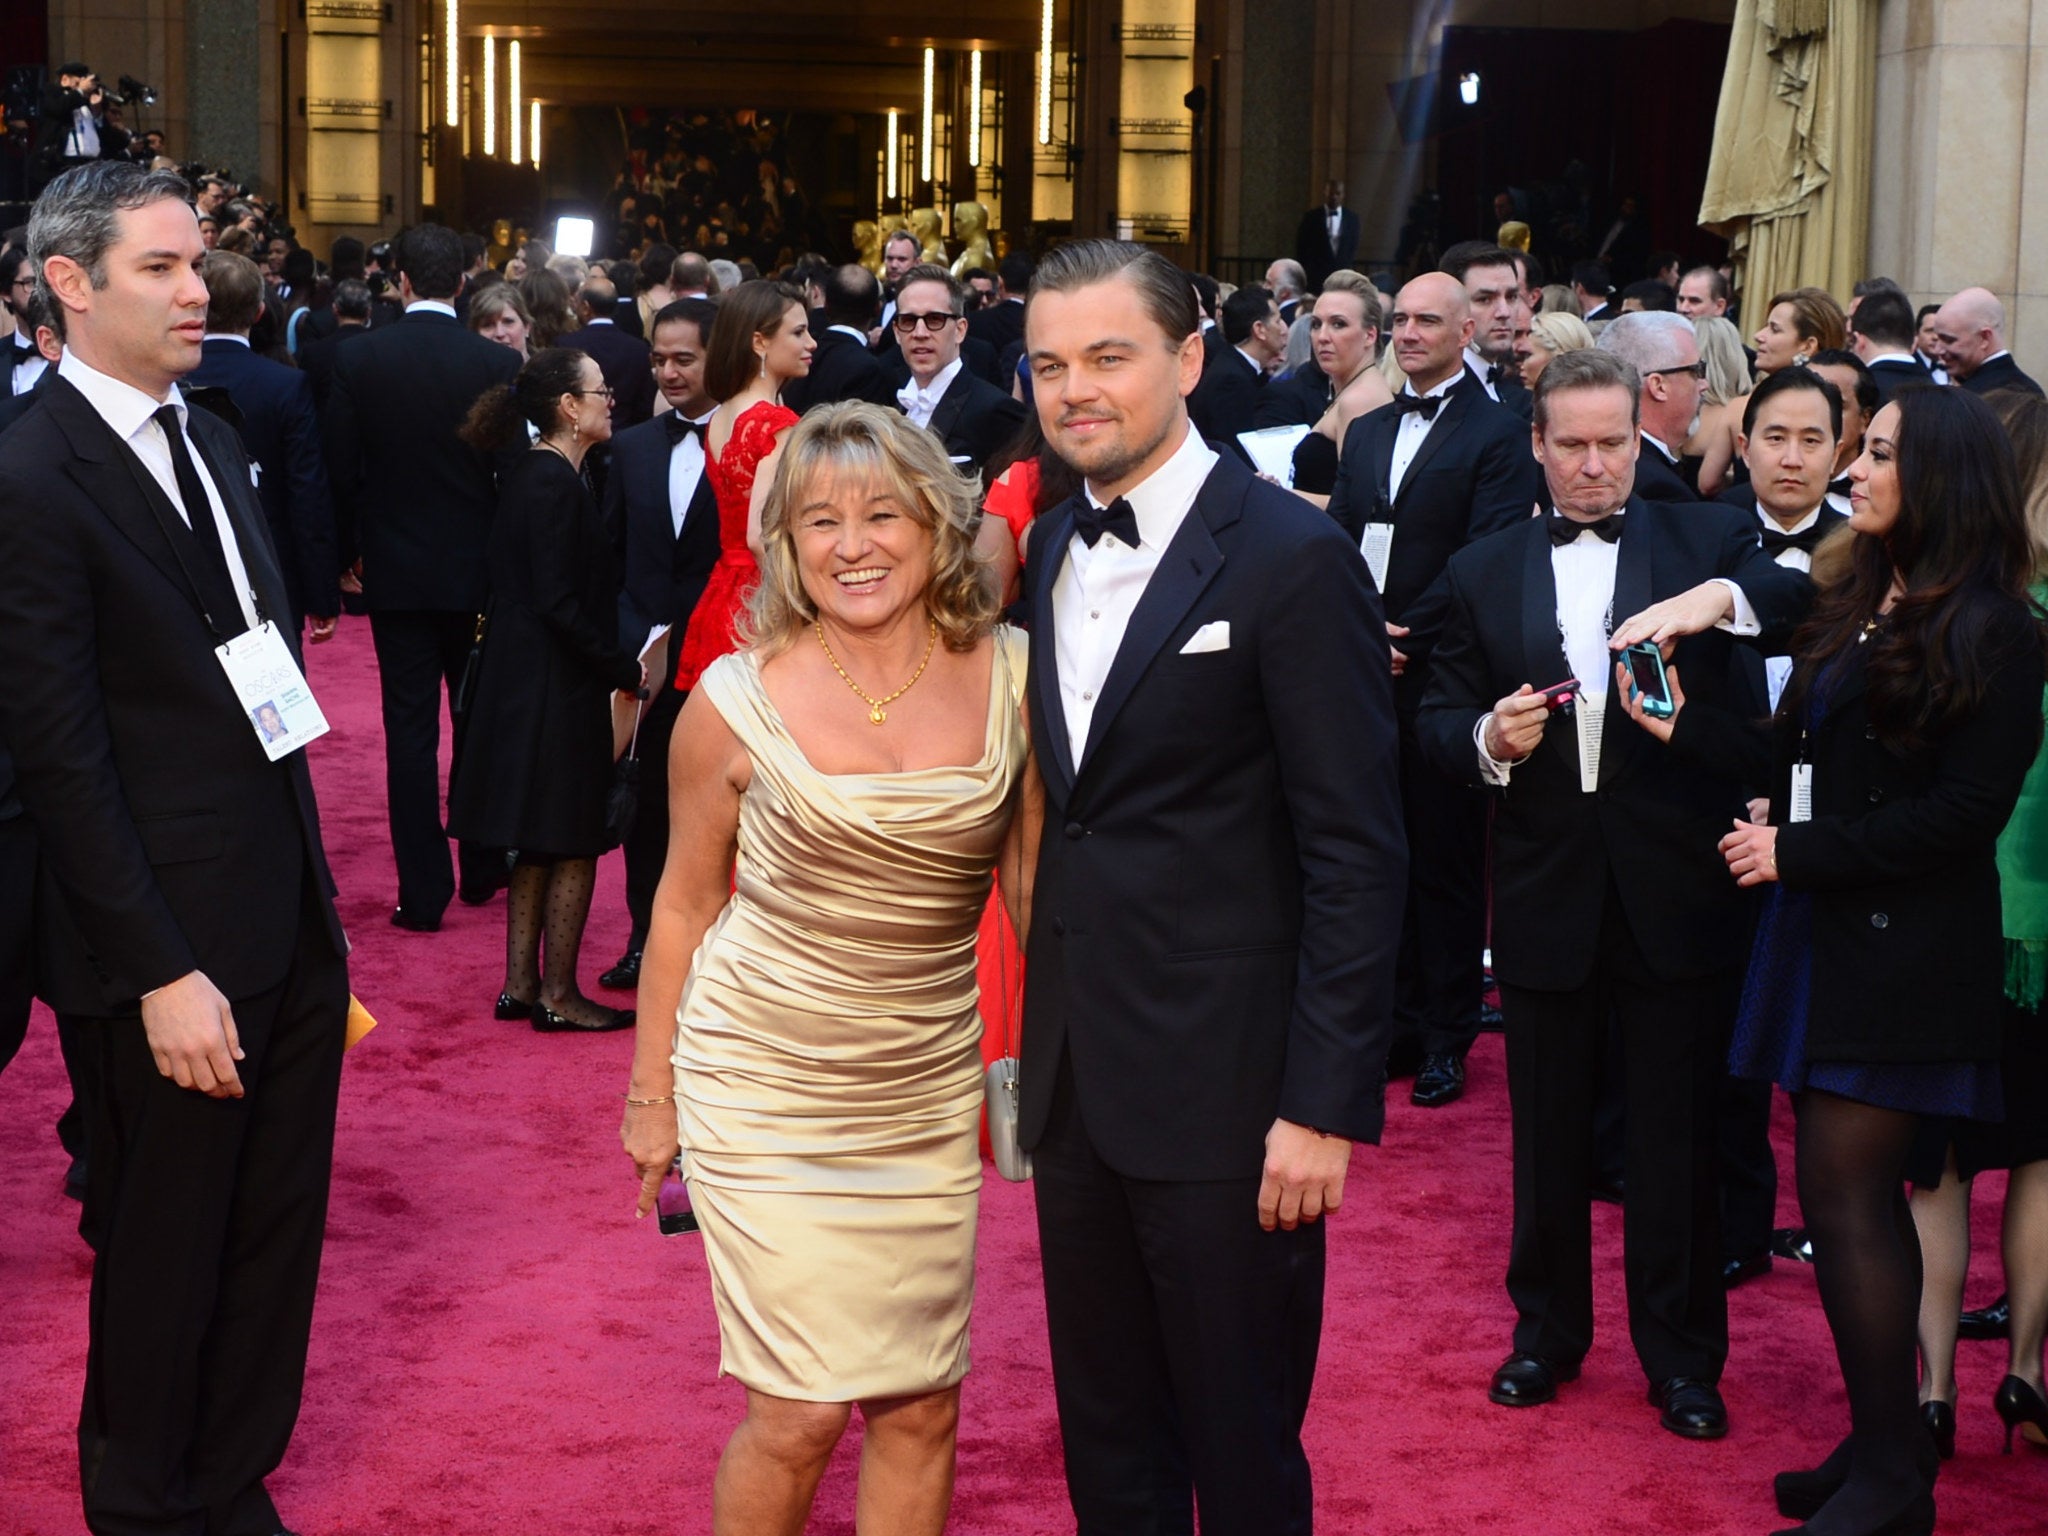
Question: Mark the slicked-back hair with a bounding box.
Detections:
[198,250,265,334]
[1221,284,1278,347]
[897,263,964,311]
[28,161,192,295]
[652,296,718,348]
[1440,241,1518,284]
[332,278,373,323]
[1808,349,1879,419]
[1533,347,1641,434]
[396,223,464,300]
[1849,288,1916,352]
[1742,363,1843,441]
[1029,239,1198,347]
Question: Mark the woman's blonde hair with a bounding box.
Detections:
[1693,315,1752,408]
[1528,311,1594,359]
[743,402,1002,657]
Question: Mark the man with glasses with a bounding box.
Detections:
[891,263,1025,474]
[0,247,51,395]
[1596,312,1705,502]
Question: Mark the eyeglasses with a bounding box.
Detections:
[571,385,617,401]
[1645,362,1706,381]
[894,310,961,335]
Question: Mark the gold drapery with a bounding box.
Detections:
[1698,0,1876,310]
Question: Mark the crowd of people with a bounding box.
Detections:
[2,146,2048,1536]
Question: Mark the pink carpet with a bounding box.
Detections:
[2,618,2041,1534]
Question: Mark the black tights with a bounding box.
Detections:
[1794,1089,1935,1528]
[503,857,606,1025]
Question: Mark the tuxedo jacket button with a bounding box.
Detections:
[1051,917,1067,936]
[1870,912,1889,929]
[1065,822,1085,840]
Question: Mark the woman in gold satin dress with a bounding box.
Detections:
[621,401,1041,1534]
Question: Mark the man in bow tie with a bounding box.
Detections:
[1019,239,1404,1536]
[1417,347,1811,1442]
[889,263,1025,474]
[1597,311,1704,502]
[0,247,52,397]
[1443,241,1531,421]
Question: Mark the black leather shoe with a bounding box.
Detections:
[1771,1225,1815,1263]
[1411,1052,1465,1108]
[494,992,535,1022]
[1775,1435,1853,1520]
[1722,1251,1772,1289]
[1650,1377,1728,1439]
[390,905,441,933]
[63,1159,87,1202]
[1385,1036,1425,1081]
[599,950,643,990]
[532,1004,636,1034]
[1922,1399,1956,1460]
[1488,1352,1578,1407]
[1960,1293,2011,1340]
[1590,1175,1625,1205]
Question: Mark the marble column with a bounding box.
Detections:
[185,0,260,183]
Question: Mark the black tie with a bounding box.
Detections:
[152,405,247,636]
[1828,475,1851,498]
[1393,392,1442,421]
[1548,511,1623,546]
[1759,523,1826,558]
[1486,363,1507,389]
[1074,495,1141,550]
[663,411,707,448]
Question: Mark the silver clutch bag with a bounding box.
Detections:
[985,1054,1033,1182]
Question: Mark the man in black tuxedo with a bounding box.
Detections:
[967,250,1032,366]
[1573,261,1614,326]
[1254,355,1331,431]
[1295,179,1360,293]
[1846,287,1935,405]
[324,222,521,929]
[188,249,341,638]
[1020,239,1405,1536]
[1326,271,1545,1108]
[1264,257,1308,324]
[0,287,61,436]
[0,161,351,1536]
[559,275,657,431]
[2,246,55,397]
[1597,311,1705,502]
[1187,284,1282,461]
[1416,348,1810,1440]
[31,63,109,192]
[781,263,897,414]
[890,263,1026,475]
[597,298,723,991]
[1443,241,1530,420]
[1934,287,2045,397]
[295,277,373,411]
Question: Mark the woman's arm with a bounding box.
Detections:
[622,686,748,1216]
[974,512,1022,607]
[1697,399,1741,497]
[996,706,1043,942]
[743,429,791,559]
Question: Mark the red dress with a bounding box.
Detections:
[672,399,799,692]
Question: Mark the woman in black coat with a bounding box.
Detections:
[449,347,645,1032]
[1624,386,2045,1536]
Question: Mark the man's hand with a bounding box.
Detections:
[1484,684,1552,762]
[1719,818,1780,887]
[140,971,244,1098]
[308,614,338,644]
[1257,1118,1352,1231]
[1387,621,1410,678]
[1609,580,1736,651]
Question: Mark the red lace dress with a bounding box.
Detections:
[673,400,799,692]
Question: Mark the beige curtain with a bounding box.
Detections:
[1698,0,1876,311]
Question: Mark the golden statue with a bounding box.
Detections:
[949,202,993,279]
[487,217,515,268]
[909,206,945,262]
[853,220,883,277]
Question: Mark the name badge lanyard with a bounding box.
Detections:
[119,436,269,644]
[1789,725,1814,824]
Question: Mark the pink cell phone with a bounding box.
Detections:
[1537,678,1580,710]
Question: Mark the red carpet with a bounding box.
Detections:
[2,618,2041,1534]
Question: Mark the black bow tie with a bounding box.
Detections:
[1393,392,1443,421]
[1548,512,1623,546]
[1074,495,1141,550]
[663,412,708,447]
[1828,475,1851,498]
[1485,363,1508,388]
[1759,522,1825,558]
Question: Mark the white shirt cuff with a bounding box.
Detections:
[1475,714,1516,785]
[1712,578,1761,636]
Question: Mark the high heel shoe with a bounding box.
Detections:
[1993,1374,2048,1454]
[1771,1491,1935,1536]
[1775,1435,1853,1521]
[1920,1400,1955,1462]
[494,991,536,1021]
[532,1002,635,1033]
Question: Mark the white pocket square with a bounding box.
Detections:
[1179,621,1230,655]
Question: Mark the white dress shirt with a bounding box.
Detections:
[829,324,869,346]
[1641,430,1680,466]
[1389,371,1462,499]
[1757,503,1822,709]
[61,351,261,633]
[1463,344,1501,402]
[67,103,100,159]
[406,298,457,319]
[1326,208,1343,251]
[667,408,716,537]
[200,333,251,349]
[897,355,962,430]
[1051,423,1219,765]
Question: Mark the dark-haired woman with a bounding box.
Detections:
[1623,387,2045,1534]
[448,347,647,1032]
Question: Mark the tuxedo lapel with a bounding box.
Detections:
[924,370,972,449]
[1393,387,1471,509]
[1363,411,1397,509]
[188,413,293,630]
[1030,501,1079,791]
[45,378,205,617]
[1518,522,1578,781]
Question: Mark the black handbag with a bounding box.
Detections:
[453,609,488,719]
[605,696,645,848]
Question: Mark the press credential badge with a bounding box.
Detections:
[216,622,330,761]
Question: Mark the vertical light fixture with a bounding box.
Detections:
[1037,0,1053,144]
[509,39,522,163]
[920,48,935,185]
[885,108,900,200]
[482,35,496,156]
[443,0,459,127]
[968,48,982,168]
[530,100,541,168]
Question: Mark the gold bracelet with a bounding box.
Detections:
[623,1093,674,1107]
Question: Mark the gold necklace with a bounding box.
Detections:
[815,617,938,725]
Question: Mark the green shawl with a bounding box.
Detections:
[1997,581,2048,1008]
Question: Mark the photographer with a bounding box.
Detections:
[32,63,108,192]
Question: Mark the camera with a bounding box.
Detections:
[104,75,157,107]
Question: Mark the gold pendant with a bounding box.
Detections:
[869,705,887,725]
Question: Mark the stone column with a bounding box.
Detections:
[185,0,262,184]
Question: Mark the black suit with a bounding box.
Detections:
[1959,351,2046,399]
[1417,499,1809,1383]
[877,331,1003,391]
[966,296,1026,359]
[324,306,521,919]
[295,320,371,413]
[601,410,722,948]
[1253,360,1331,430]
[1633,437,1695,501]
[1327,374,1545,1060]
[557,320,658,430]
[0,375,349,1535]
[1187,344,1266,462]
[186,338,340,628]
[782,325,898,414]
[909,364,1028,475]
[1295,204,1360,291]
[0,332,50,397]
[1864,354,1935,405]
[0,375,46,1074]
[1022,446,1405,1534]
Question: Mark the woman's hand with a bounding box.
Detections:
[1719,817,1779,886]
[1610,581,1736,650]
[1615,656,1685,743]
[621,1100,681,1219]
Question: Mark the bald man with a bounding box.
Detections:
[1327,271,1545,1109]
[560,274,657,429]
[1933,286,2044,398]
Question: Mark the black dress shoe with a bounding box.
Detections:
[1385,1036,1425,1081]
[1722,1251,1772,1289]
[458,872,506,906]
[599,950,643,990]
[532,1003,636,1033]
[1921,1399,1956,1461]
[494,992,535,1021]
[1771,1225,1815,1263]
[63,1160,88,1202]
[1649,1377,1727,1439]
[1589,1174,1625,1205]
[1411,1052,1465,1108]
[1775,1435,1853,1520]
[1959,1292,2011,1340]
[1488,1352,1578,1407]
[390,906,441,933]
